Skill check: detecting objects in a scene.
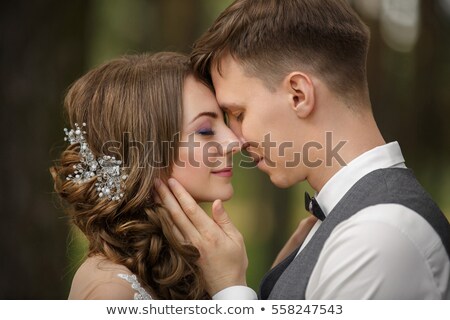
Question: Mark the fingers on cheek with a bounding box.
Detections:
[173,227,185,242]
[184,202,198,216]
[158,190,171,204]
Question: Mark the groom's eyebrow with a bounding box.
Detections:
[189,111,218,124]
[219,102,241,111]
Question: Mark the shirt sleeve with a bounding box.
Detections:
[306,204,446,299]
[212,286,258,300]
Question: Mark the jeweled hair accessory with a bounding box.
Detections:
[64,123,128,201]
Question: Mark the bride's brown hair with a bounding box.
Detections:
[50,52,209,299]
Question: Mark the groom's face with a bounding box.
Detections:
[211,55,308,188]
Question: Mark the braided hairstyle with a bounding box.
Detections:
[51,52,209,299]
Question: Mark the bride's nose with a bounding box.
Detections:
[221,129,241,156]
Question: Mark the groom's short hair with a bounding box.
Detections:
[191,0,370,102]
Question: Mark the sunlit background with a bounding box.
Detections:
[1,0,449,299]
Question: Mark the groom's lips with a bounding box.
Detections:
[250,154,263,167]
[255,157,264,168]
[243,145,263,167]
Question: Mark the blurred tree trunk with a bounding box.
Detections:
[415,0,446,154]
[365,8,419,153]
[412,0,450,198]
[359,0,450,214]
[0,0,89,298]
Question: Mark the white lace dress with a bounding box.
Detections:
[117,273,152,300]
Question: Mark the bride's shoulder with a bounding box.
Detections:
[68,255,153,300]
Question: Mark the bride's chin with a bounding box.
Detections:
[220,188,234,201]
[195,187,234,203]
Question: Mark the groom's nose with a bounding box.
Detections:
[242,140,258,152]
[228,119,245,142]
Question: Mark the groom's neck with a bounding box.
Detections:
[306,108,386,193]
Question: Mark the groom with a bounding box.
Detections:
[157,0,450,299]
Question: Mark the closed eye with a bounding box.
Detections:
[197,128,215,136]
[235,112,244,122]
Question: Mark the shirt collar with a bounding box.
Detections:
[315,141,406,217]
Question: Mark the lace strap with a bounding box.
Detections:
[117,273,152,300]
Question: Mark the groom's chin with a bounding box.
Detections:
[269,173,296,189]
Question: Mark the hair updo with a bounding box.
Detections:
[51,52,209,299]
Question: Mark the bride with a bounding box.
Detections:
[50,52,240,299]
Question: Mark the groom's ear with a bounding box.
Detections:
[283,72,315,119]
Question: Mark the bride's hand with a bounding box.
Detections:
[156,178,248,296]
[271,216,318,268]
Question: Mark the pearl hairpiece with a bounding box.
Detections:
[64,123,127,201]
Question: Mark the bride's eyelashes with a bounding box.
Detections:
[196,128,215,136]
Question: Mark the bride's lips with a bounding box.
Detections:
[211,168,233,177]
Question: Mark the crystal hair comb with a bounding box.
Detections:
[64,123,127,201]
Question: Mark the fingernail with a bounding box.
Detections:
[168,178,175,187]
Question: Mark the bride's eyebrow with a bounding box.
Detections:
[189,111,218,124]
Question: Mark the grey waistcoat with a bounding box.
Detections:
[259,168,450,299]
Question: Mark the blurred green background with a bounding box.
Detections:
[1,0,449,299]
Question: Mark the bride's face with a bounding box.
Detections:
[171,76,240,203]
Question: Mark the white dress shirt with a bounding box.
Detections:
[213,142,450,299]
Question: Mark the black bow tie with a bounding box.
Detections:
[304,192,326,221]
